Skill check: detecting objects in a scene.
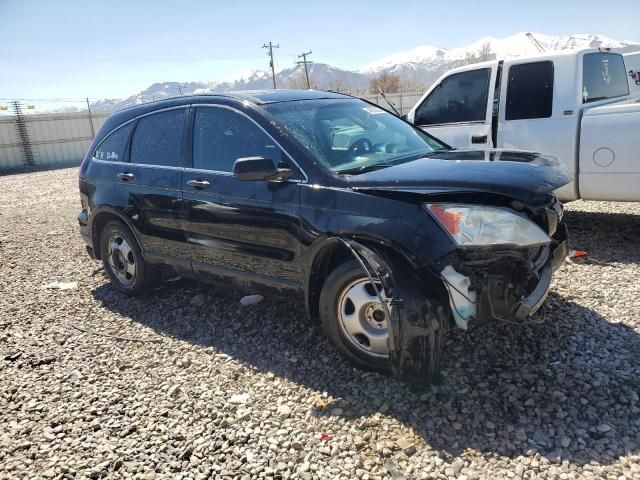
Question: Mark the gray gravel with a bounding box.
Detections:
[1,167,640,480]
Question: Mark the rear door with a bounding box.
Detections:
[410,67,494,147]
[183,105,303,294]
[113,107,190,273]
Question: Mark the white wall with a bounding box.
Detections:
[0,112,109,172]
[0,92,426,173]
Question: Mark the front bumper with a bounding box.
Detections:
[512,233,568,320]
[435,222,569,326]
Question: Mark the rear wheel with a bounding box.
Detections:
[319,260,391,372]
[99,221,153,295]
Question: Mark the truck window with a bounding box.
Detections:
[414,69,490,126]
[583,52,629,103]
[506,61,553,120]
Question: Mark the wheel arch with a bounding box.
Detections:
[305,236,415,321]
[90,207,144,261]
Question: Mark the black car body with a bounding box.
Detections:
[78,90,570,382]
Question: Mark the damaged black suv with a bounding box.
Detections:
[78,90,569,381]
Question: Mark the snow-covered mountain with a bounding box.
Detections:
[93,32,639,112]
[92,64,370,111]
[359,32,640,86]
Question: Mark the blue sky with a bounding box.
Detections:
[1,0,639,107]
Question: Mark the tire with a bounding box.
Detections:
[319,260,392,372]
[99,220,154,295]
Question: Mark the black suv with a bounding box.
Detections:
[79,90,569,380]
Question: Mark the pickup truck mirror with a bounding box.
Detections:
[233,157,294,181]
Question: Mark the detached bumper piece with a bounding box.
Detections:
[512,262,551,321]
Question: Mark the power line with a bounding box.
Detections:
[262,42,280,89]
[296,51,313,89]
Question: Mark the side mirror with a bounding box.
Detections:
[233,157,294,181]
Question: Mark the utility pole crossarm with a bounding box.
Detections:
[296,50,313,89]
[262,42,280,89]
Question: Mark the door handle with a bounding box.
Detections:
[187,179,211,189]
[117,172,135,181]
[472,134,488,144]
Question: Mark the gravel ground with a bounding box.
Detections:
[1,167,639,480]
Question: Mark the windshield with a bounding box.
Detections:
[264,98,446,174]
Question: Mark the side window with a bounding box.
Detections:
[506,62,553,120]
[94,123,134,161]
[193,108,281,172]
[583,52,629,103]
[415,69,490,126]
[129,109,186,167]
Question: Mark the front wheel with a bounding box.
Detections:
[99,221,153,295]
[319,260,392,372]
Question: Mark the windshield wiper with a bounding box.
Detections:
[419,149,450,158]
[335,162,393,175]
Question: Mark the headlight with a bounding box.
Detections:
[425,203,550,247]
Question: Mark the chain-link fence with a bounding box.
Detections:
[358,91,423,116]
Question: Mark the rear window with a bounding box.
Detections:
[506,61,554,120]
[94,123,134,161]
[583,52,629,103]
[130,109,186,167]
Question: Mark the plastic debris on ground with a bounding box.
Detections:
[314,395,329,412]
[569,249,589,259]
[42,281,77,290]
[229,393,250,404]
[239,294,263,306]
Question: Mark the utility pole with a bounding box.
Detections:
[526,32,546,53]
[296,51,313,89]
[262,42,280,89]
[86,98,95,138]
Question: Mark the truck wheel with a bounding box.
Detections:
[99,221,153,296]
[319,260,392,372]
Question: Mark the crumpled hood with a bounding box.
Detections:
[347,149,572,204]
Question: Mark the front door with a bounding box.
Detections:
[183,106,303,294]
[113,107,190,272]
[412,67,494,148]
[495,60,579,201]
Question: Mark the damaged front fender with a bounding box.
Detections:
[337,238,451,385]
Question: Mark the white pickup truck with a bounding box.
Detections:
[407,49,640,202]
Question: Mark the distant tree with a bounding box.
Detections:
[399,76,427,93]
[369,72,400,94]
[286,70,309,89]
[462,41,496,66]
[329,77,350,93]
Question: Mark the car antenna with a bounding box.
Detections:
[376,86,401,117]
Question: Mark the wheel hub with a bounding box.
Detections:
[337,278,391,357]
[365,304,387,329]
[107,234,136,286]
